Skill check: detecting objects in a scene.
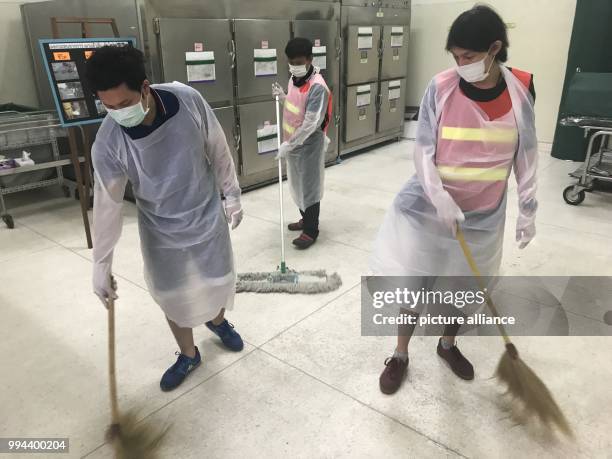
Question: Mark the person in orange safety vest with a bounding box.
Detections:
[272,37,333,250]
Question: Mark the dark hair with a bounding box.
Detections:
[85,45,147,93]
[285,37,313,59]
[446,4,509,62]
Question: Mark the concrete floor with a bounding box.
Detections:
[1,140,611,458]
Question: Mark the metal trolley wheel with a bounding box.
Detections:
[2,214,14,229]
[563,185,586,206]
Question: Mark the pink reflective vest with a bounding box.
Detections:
[436,88,518,212]
[434,68,532,212]
[283,72,333,142]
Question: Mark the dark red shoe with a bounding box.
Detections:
[288,219,304,231]
[292,233,316,249]
[379,356,408,394]
[436,338,474,380]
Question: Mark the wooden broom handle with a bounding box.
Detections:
[456,227,512,345]
[108,297,120,425]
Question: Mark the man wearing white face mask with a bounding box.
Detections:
[372,5,538,395]
[86,46,245,392]
[272,37,333,250]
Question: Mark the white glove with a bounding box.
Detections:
[275,142,291,161]
[516,222,535,249]
[93,262,117,309]
[224,195,243,230]
[272,82,286,103]
[435,199,465,237]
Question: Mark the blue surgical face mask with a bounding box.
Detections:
[105,91,150,127]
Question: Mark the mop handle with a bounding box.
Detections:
[456,227,511,345]
[275,96,286,272]
[108,296,120,425]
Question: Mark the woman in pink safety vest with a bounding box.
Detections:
[371,5,538,395]
[272,37,333,250]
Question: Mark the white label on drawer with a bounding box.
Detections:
[389,88,401,100]
[313,46,327,70]
[186,51,215,82]
[356,85,372,107]
[388,80,402,100]
[391,26,404,47]
[256,122,278,155]
[358,27,373,49]
[254,48,277,77]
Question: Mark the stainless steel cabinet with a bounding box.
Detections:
[212,106,240,176]
[292,19,340,160]
[344,83,376,142]
[234,19,290,103]
[381,25,409,80]
[21,0,409,187]
[238,101,280,176]
[345,25,380,85]
[378,79,405,133]
[156,18,234,108]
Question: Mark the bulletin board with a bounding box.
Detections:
[38,38,136,127]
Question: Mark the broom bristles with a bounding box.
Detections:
[106,410,168,459]
[496,344,573,438]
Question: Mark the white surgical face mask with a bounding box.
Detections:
[456,54,496,83]
[105,91,150,128]
[289,64,309,78]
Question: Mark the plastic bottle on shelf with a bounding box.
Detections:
[15,150,35,167]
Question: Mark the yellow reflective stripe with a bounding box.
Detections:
[284,101,301,115]
[441,126,518,143]
[283,122,295,134]
[438,166,508,181]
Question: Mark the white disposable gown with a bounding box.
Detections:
[92,82,241,328]
[284,71,330,211]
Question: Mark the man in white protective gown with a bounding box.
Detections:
[372,5,539,395]
[272,37,333,250]
[86,46,244,391]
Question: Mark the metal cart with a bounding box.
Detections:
[0,110,84,228]
[560,116,612,206]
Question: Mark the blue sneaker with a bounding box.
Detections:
[160,347,201,392]
[205,319,244,352]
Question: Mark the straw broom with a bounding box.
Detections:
[456,228,573,437]
[106,296,167,458]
